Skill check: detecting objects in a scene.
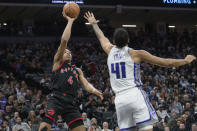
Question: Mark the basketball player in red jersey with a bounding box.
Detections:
[38,13,103,131]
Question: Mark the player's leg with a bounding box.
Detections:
[38,108,56,131]
[138,125,153,131]
[121,127,138,131]
[38,107,55,131]
[39,94,59,131]
[63,108,85,131]
[71,125,86,131]
[38,122,51,131]
[114,90,137,130]
[66,117,85,131]
[133,88,158,131]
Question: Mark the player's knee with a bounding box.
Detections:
[40,127,48,131]
[138,125,153,131]
[71,125,85,131]
[70,120,84,131]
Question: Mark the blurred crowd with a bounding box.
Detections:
[0,20,113,37]
[0,28,196,131]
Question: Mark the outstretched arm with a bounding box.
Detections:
[84,11,113,54]
[77,68,103,100]
[53,13,76,63]
[131,49,196,68]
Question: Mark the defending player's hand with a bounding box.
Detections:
[84,11,99,24]
[62,12,76,22]
[185,55,196,64]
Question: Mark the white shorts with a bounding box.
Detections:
[115,87,158,130]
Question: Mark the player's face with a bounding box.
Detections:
[63,49,72,63]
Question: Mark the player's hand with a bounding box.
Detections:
[93,90,103,100]
[84,11,99,24]
[97,91,103,100]
[62,12,76,22]
[185,55,196,64]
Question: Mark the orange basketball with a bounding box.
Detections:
[63,2,80,18]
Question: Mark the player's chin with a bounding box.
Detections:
[65,59,71,63]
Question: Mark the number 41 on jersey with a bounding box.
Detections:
[111,62,126,79]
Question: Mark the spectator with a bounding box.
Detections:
[10,112,19,128]
[149,90,158,102]
[178,123,186,131]
[12,117,31,131]
[0,120,11,131]
[156,105,170,119]
[4,105,12,117]
[40,73,51,86]
[82,112,91,130]
[89,117,101,131]
[0,110,3,125]
[36,108,45,123]
[27,110,39,131]
[21,100,33,119]
[7,95,14,106]
[102,122,112,131]
[3,114,11,128]
[170,96,183,114]
[54,120,68,131]
[88,123,99,131]
[180,76,190,87]
[0,91,7,111]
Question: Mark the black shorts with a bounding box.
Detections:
[43,92,83,129]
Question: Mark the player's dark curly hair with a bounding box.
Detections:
[113,28,129,48]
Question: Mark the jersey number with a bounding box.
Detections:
[111,62,126,79]
[67,76,73,85]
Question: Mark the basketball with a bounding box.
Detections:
[63,2,80,18]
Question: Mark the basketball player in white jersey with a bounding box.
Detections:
[84,12,196,131]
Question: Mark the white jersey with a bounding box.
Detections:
[107,46,143,93]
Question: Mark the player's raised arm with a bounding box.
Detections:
[131,49,196,68]
[84,11,113,54]
[77,68,103,100]
[53,13,76,63]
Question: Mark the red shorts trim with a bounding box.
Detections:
[67,117,83,127]
[45,115,55,121]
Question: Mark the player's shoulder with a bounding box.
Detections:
[129,49,145,63]
[109,44,114,49]
[129,48,146,56]
[128,48,137,55]
[106,44,115,54]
